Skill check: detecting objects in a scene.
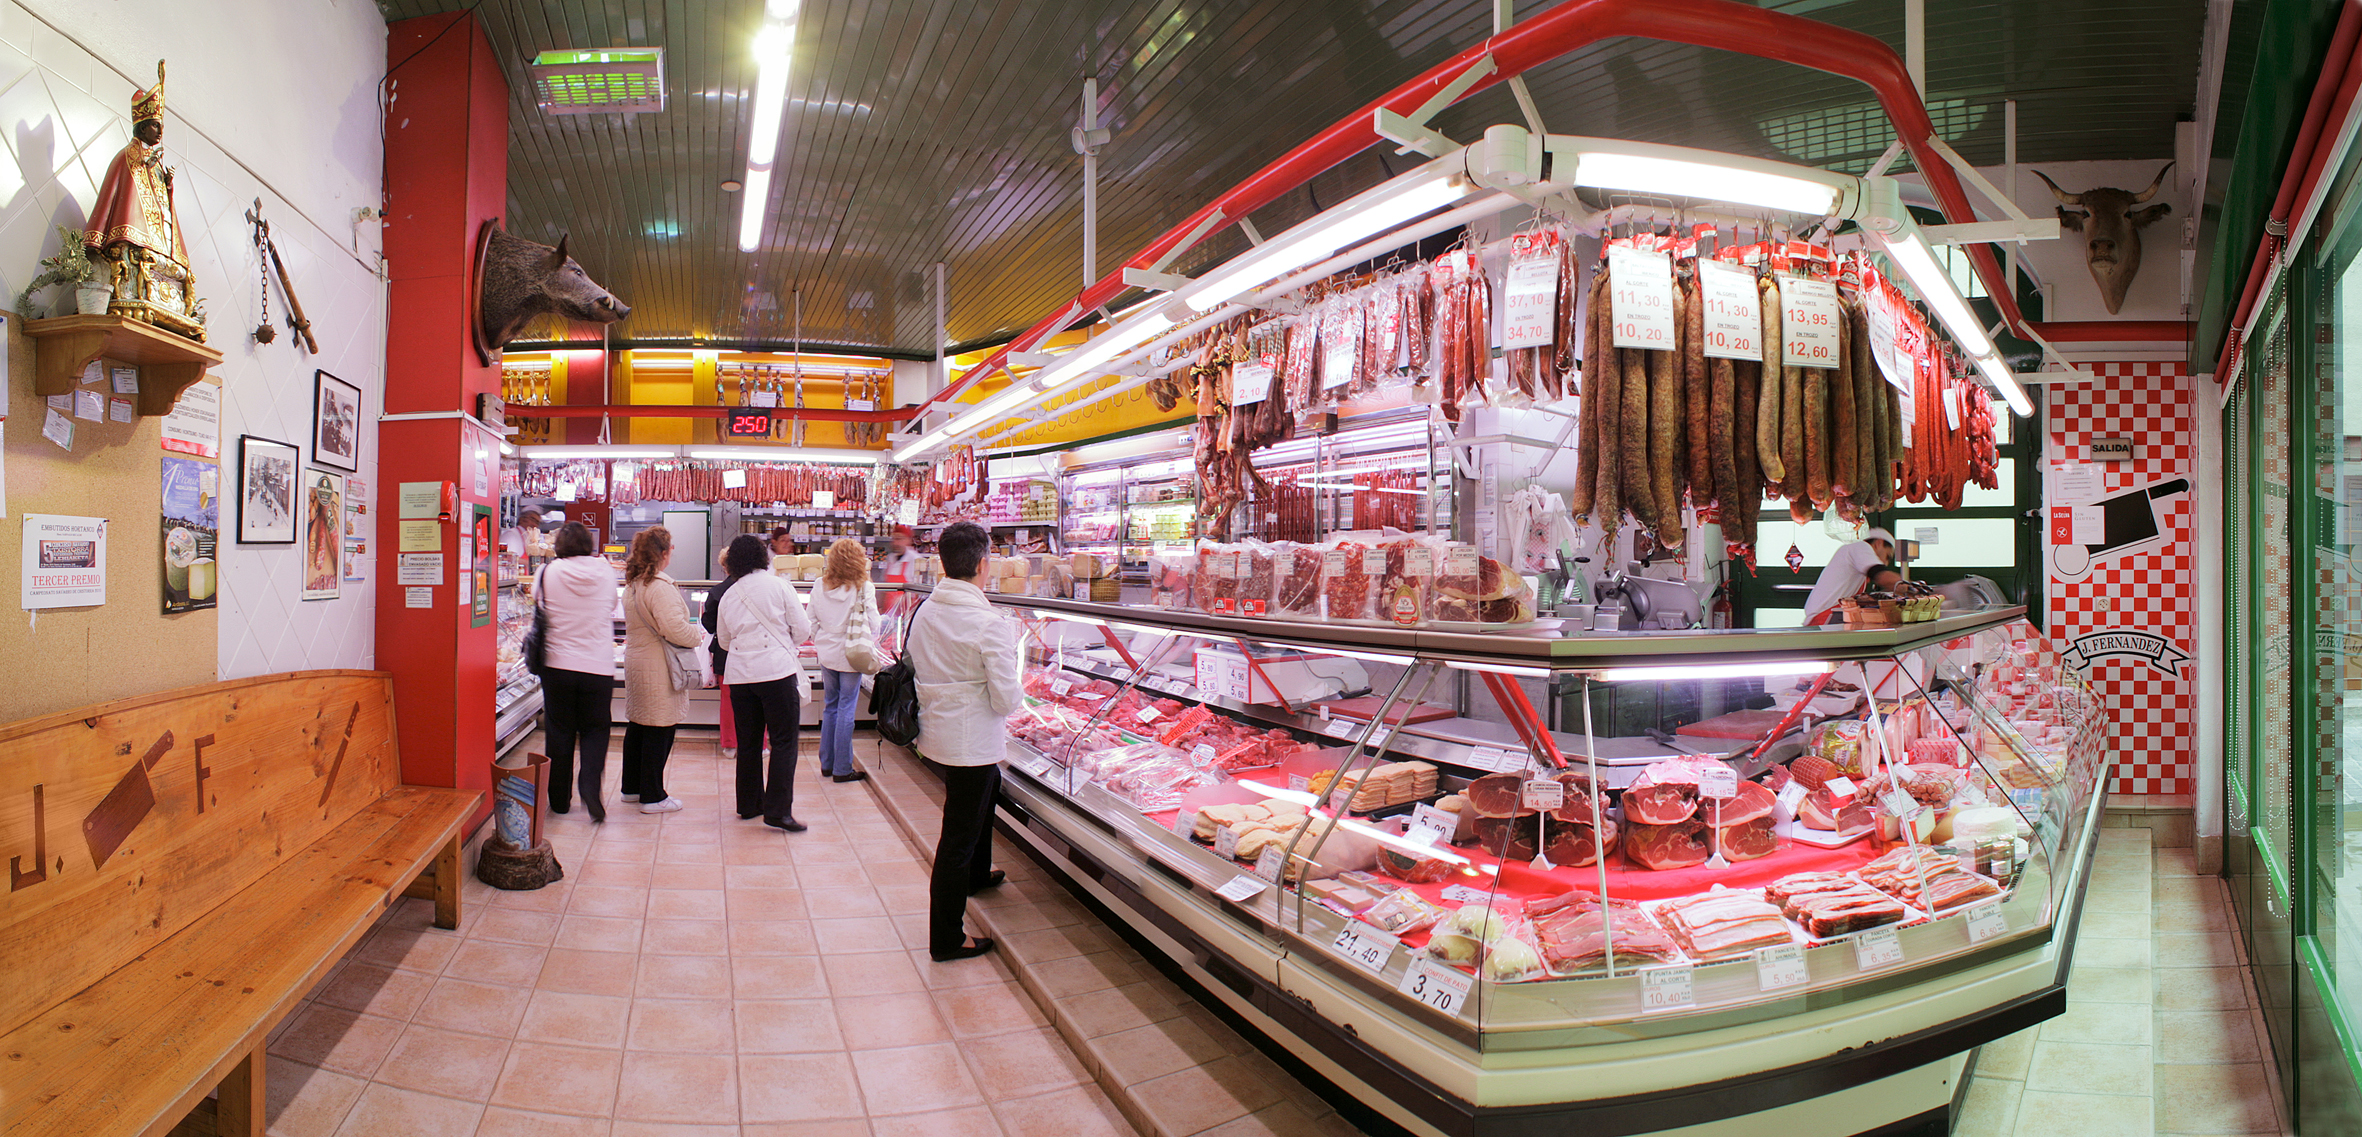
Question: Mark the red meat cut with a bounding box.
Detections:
[1620,781,1698,825]
[1543,815,1617,867]
[1697,780,1777,826]
[1475,814,1542,863]
[1623,819,1711,870]
[1709,816,1779,861]
[1467,772,1528,818]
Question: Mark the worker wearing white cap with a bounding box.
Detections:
[1802,527,1898,626]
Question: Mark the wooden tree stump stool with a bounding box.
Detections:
[476,836,565,890]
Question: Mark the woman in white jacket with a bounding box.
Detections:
[715,534,815,830]
[535,522,621,820]
[805,538,877,783]
[905,521,1020,961]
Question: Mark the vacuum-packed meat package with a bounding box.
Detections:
[1654,889,1794,960]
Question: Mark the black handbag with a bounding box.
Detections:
[521,567,550,677]
[868,597,927,748]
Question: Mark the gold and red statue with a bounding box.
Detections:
[84,60,205,340]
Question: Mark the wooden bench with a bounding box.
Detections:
[0,670,479,1136]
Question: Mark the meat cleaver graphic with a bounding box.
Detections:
[83,731,174,870]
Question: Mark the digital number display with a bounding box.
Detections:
[725,410,773,437]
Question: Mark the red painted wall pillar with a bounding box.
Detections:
[378,11,509,818]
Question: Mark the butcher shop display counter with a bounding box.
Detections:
[970,595,2102,1137]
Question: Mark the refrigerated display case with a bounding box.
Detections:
[493,548,542,755]
[958,589,2103,1137]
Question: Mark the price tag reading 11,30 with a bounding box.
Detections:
[1396,957,1473,1016]
[1609,245,1676,349]
[1639,964,1696,1012]
[1755,943,1810,991]
[1328,923,1400,975]
[1854,926,1906,970]
[1697,259,1762,361]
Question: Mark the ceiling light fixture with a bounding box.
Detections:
[736,3,800,252]
[1568,145,1846,216]
[1184,169,1468,313]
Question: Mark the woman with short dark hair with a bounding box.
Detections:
[904,520,1019,960]
[536,521,620,820]
[713,533,815,829]
[620,527,705,813]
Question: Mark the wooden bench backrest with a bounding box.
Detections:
[0,670,401,1037]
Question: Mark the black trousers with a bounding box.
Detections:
[731,675,801,820]
[621,722,676,804]
[541,667,615,819]
[930,761,1001,954]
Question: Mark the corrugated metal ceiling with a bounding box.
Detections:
[376,0,2206,356]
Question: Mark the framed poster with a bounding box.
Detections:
[161,456,219,613]
[236,436,299,544]
[470,504,493,627]
[312,370,361,472]
[302,470,344,600]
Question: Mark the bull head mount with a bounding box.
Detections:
[2033,163,2174,316]
[473,222,631,365]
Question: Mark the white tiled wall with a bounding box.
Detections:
[0,1,389,678]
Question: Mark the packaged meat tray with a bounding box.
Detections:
[1527,892,1685,975]
[1649,888,1797,961]
[1764,871,1911,939]
[1858,845,2003,912]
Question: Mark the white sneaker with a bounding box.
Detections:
[621,794,641,803]
[640,797,684,813]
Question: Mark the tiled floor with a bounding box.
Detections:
[1954,826,2292,1137]
[261,732,1139,1136]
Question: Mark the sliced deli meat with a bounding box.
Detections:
[1655,889,1794,960]
[1529,893,1682,973]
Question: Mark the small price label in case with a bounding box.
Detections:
[1779,274,1843,369]
[1522,779,1566,812]
[1775,781,1809,815]
[1215,875,1268,903]
[1406,803,1456,844]
[1214,826,1241,860]
[1697,259,1762,361]
[1639,964,1696,1012]
[1192,743,1219,765]
[1323,718,1358,739]
[1328,922,1400,975]
[1256,843,1284,880]
[1965,902,2009,944]
[1136,706,1161,725]
[1698,765,1740,799]
[1288,774,1311,793]
[1439,884,1492,904]
[1052,678,1074,697]
[1755,943,1810,991]
[1174,811,1198,839]
[1853,926,1905,970]
[1396,957,1472,1016]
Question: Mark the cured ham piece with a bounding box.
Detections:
[1623,819,1710,870]
[1529,894,1680,973]
[1543,815,1617,867]
[1467,773,1528,818]
[1710,815,1779,861]
[1766,872,1908,938]
[1474,814,1542,863]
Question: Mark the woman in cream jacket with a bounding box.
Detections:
[620,526,705,813]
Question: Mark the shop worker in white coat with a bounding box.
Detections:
[1802,528,1898,626]
[905,520,1020,961]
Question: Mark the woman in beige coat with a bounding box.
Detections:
[621,526,706,813]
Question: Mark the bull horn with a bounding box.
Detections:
[2131,161,2176,203]
[2032,170,2081,206]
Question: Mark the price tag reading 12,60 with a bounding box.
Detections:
[1639,964,1696,1012]
[1780,275,1842,368]
[1854,926,1905,970]
[1609,245,1676,349]
[1328,923,1400,975]
[1755,943,1809,991]
[1396,957,1473,1016]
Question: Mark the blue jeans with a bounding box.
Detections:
[820,668,862,777]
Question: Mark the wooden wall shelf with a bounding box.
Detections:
[24,315,222,416]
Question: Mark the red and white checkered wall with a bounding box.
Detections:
[2045,361,2196,796]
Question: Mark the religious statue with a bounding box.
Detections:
[83,61,204,340]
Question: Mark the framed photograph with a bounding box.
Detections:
[236,435,300,544]
[302,470,345,601]
[313,370,361,472]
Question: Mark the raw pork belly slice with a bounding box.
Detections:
[1766,871,1908,938]
[1858,845,2002,911]
[1529,894,1681,972]
[1655,890,1793,960]
[1623,819,1711,870]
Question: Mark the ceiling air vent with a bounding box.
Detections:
[529,49,666,116]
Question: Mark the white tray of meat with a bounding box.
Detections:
[1762,870,1924,943]
[1646,887,1800,962]
[1526,892,1689,976]
[1857,845,2004,913]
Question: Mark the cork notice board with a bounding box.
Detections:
[0,323,217,722]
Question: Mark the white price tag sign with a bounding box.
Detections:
[1192,743,1219,766]
[1755,943,1810,990]
[1609,245,1676,349]
[1232,360,1275,406]
[1471,746,1513,773]
[1502,243,1560,349]
[1175,810,1199,839]
[1775,781,1809,815]
[1362,548,1387,575]
[1697,259,1762,361]
[1522,779,1566,812]
[1965,902,2009,943]
[1404,546,1434,577]
[1323,718,1358,739]
[1639,965,1696,1012]
[1214,826,1241,859]
[1446,546,1479,577]
[1215,875,1268,903]
[1868,292,1909,390]
[1942,386,1962,431]
[1328,922,1400,974]
[1824,776,1858,802]
[1052,678,1074,697]
[1288,774,1311,793]
[1853,926,1905,970]
[1405,820,1448,847]
[1256,843,1284,880]
[1407,803,1457,838]
[1878,789,1916,818]
[1321,330,1358,393]
[1698,766,1740,799]
[811,489,836,509]
[1779,275,1842,369]
[1396,957,1473,1016]
[1136,706,1161,725]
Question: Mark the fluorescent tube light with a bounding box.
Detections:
[736,166,773,251]
[1233,781,1323,808]
[1974,352,2035,417]
[746,43,791,167]
[1186,173,1465,312]
[1442,660,1552,678]
[1573,151,1840,216]
[1040,312,1175,387]
[685,447,880,464]
[1264,644,1415,667]
[1877,232,1993,358]
[521,446,676,460]
[1593,660,1834,682]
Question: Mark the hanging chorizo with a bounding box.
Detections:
[1756,274,1786,488]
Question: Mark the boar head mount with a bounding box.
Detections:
[2033,163,2174,316]
[474,223,630,364]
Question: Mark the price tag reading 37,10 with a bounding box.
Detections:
[1609,245,1676,349]
[1396,957,1473,1017]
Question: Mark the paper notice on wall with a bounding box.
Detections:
[73,388,104,422]
[108,397,135,423]
[397,482,442,519]
[398,552,443,584]
[405,586,433,608]
[22,514,106,609]
[111,366,139,395]
[399,519,442,551]
[1697,259,1762,361]
[2053,464,2101,503]
[1608,245,1676,349]
[159,381,219,458]
[41,408,72,450]
[2070,504,2104,545]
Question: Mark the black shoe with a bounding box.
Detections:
[738,811,761,820]
[969,870,1006,895]
[549,803,571,815]
[931,937,996,962]
[831,771,870,784]
[588,807,605,823]
[765,816,807,832]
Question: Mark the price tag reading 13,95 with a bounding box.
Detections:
[1609,245,1676,349]
[1328,923,1400,975]
[1697,259,1762,361]
[1396,957,1473,1016]
[1779,275,1842,369]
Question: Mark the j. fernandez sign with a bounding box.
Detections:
[2061,630,2190,679]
